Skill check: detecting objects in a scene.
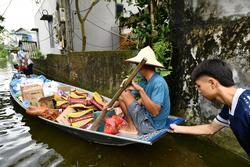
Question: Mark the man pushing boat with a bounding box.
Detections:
[108,46,171,134]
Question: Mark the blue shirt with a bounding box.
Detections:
[214,88,250,155]
[17,49,33,65]
[134,73,170,129]
[17,50,25,61]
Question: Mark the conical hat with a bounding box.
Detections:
[125,46,164,68]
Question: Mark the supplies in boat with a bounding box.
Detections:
[38,95,54,108]
[19,78,132,133]
[26,106,60,121]
[55,107,94,128]
[69,113,93,123]
[56,106,76,126]
[45,89,106,129]
[104,115,128,135]
[21,84,44,106]
[67,108,93,117]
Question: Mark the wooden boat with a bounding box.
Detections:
[9,73,184,146]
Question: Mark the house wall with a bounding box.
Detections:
[34,0,120,54]
[34,0,61,55]
[70,1,119,51]
[5,29,37,47]
[170,0,250,157]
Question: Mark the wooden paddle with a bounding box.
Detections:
[90,57,147,131]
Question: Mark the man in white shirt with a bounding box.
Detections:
[17,41,33,77]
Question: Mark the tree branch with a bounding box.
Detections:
[83,0,100,21]
[75,0,83,24]
[150,0,155,32]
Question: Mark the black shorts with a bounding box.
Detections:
[24,64,33,75]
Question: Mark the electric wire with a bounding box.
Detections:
[2,0,14,16]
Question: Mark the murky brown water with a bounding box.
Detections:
[0,60,249,167]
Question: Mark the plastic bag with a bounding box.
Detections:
[104,115,128,135]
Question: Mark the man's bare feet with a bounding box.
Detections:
[119,122,138,135]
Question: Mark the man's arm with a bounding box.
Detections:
[130,82,160,116]
[138,88,161,116]
[170,121,225,135]
[24,53,29,66]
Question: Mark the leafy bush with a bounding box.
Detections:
[31,49,45,59]
[153,39,172,77]
[119,0,173,77]
[0,44,8,59]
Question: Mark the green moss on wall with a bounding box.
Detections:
[33,51,135,97]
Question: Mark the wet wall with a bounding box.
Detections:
[33,51,135,97]
[170,0,250,157]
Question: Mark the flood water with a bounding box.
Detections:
[0,60,249,167]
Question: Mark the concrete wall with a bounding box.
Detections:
[32,51,135,97]
[170,0,250,157]
[34,0,120,54]
[34,0,61,55]
[70,1,119,51]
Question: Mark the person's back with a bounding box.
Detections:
[17,49,25,67]
[17,48,33,76]
[24,53,33,76]
[25,53,33,66]
[215,88,250,155]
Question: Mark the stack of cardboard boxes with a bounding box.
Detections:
[21,84,44,106]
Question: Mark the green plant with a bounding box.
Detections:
[0,16,7,59]
[32,49,45,59]
[0,44,8,59]
[119,0,173,77]
[153,39,172,77]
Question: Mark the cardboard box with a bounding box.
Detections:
[56,106,76,126]
[21,84,44,106]
[57,85,72,92]
[38,95,54,108]
[21,84,42,92]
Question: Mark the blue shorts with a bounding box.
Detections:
[128,101,155,134]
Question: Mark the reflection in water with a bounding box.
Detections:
[0,63,63,167]
[1,62,250,167]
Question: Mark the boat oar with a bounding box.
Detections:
[90,57,147,131]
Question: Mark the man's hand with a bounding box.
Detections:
[102,101,120,112]
[131,82,143,92]
[102,102,109,112]
[125,85,135,92]
[169,124,178,133]
[120,78,137,92]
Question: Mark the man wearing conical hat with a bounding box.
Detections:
[117,46,171,134]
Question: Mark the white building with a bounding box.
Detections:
[3,28,37,48]
[33,0,123,54]
[14,28,37,42]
